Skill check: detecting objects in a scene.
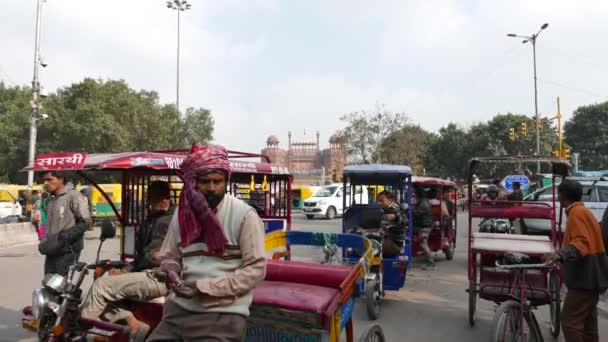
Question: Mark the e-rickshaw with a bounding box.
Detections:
[340,164,413,320]
[22,150,386,341]
[466,156,569,340]
[411,177,458,260]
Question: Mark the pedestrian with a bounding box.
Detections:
[38,171,92,276]
[544,180,608,342]
[148,144,266,341]
[32,191,46,240]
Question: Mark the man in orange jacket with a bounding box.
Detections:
[545,180,608,342]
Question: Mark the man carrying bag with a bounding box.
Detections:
[38,171,92,276]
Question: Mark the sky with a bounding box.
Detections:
[1,0,607,153]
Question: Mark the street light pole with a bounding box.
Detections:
[532,37,540,173]
[507,23,549,174]
[166,0,191,115]
[27,0,45,190]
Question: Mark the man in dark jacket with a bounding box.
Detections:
[413,187,435,270]
[82,181,174,341]
[545,180,608,342]
[39,172,91,276]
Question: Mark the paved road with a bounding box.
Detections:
[1,212,606,341]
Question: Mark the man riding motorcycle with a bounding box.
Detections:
[478,184,512,234]
[81,181,174,341]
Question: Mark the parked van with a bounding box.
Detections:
[303,183,369,219]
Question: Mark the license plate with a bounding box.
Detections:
[303,208,312,212]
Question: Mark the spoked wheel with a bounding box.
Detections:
[365,279,381,320]
[468,281,476,327]
[491,300,543,342]
[549,272,561,338]
[358,324,386,342]
[443,240,455,260]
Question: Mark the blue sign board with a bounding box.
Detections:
[501,175,531,191]
[262,219,286,234]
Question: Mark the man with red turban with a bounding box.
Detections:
[148,143,266,341]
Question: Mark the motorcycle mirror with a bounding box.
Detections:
[100,219,116,241]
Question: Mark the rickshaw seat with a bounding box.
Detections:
[252,280,340,330]
[265,259,353,289]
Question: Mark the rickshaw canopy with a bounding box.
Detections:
[24,151,291,178]
[412,176,457,188]
[342,164,412,185]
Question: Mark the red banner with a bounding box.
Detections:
[34,152,87,171]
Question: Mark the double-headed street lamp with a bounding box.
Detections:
[507,23,549,174]
[166,0,191,115]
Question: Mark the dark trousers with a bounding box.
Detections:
[148,300,248,342]
[561,288,600,342]
[44,251,80,276]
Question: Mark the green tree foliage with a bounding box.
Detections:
[378,124,437,175]
[564,102,608,170]
[0,79,214,183]
[336,105,408,163]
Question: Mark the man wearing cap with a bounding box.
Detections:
[148,143,266,342]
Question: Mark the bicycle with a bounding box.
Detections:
[490,252,558,342]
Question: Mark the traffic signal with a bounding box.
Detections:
[508,128,516,142]
[561,148,570,159]
[519,122,528,136]
[552,150,560,157]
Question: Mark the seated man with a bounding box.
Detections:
[82,181,175,341]
[376,191,407,258]
[413,187,436,270]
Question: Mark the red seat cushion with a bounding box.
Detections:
[253,280,340,313]
[265,259,352,289]
[252,280,341,330]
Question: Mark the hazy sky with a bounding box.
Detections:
[1,0,607,153]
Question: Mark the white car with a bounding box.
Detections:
[0,189,22,219]
[303,184,369,220]
[521,177,608,234]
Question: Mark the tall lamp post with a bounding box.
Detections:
[507,23,549,174]
[166,0,191,115]
[27,0,49,191]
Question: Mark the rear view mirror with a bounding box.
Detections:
[100,219,116,241]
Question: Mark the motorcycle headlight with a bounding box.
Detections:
[42,273,68,294]
[32,288,50,320]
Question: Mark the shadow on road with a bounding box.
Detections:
[0,306,35,342]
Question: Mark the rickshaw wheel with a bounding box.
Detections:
[365,279,381,320]
[358,324,385,342]
[549,272,561,338]
[468,281,476,327]
[443,240,455,260]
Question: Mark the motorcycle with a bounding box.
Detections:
[22,219,152,341]
[479,218,512,234]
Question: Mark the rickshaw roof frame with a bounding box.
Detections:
[342,164,412,185]
[412,176,457,188]
[468,155,571,183]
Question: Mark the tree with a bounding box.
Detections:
[336,105,408,163]
[426,123,468,178]
[564,101,608,170]
[178,107,214,148]
[0,78,215,183]
[378,124,437,175]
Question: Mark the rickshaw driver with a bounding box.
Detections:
[377,191,407,257]
[82,181,174,341]
[148,144,266,342]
